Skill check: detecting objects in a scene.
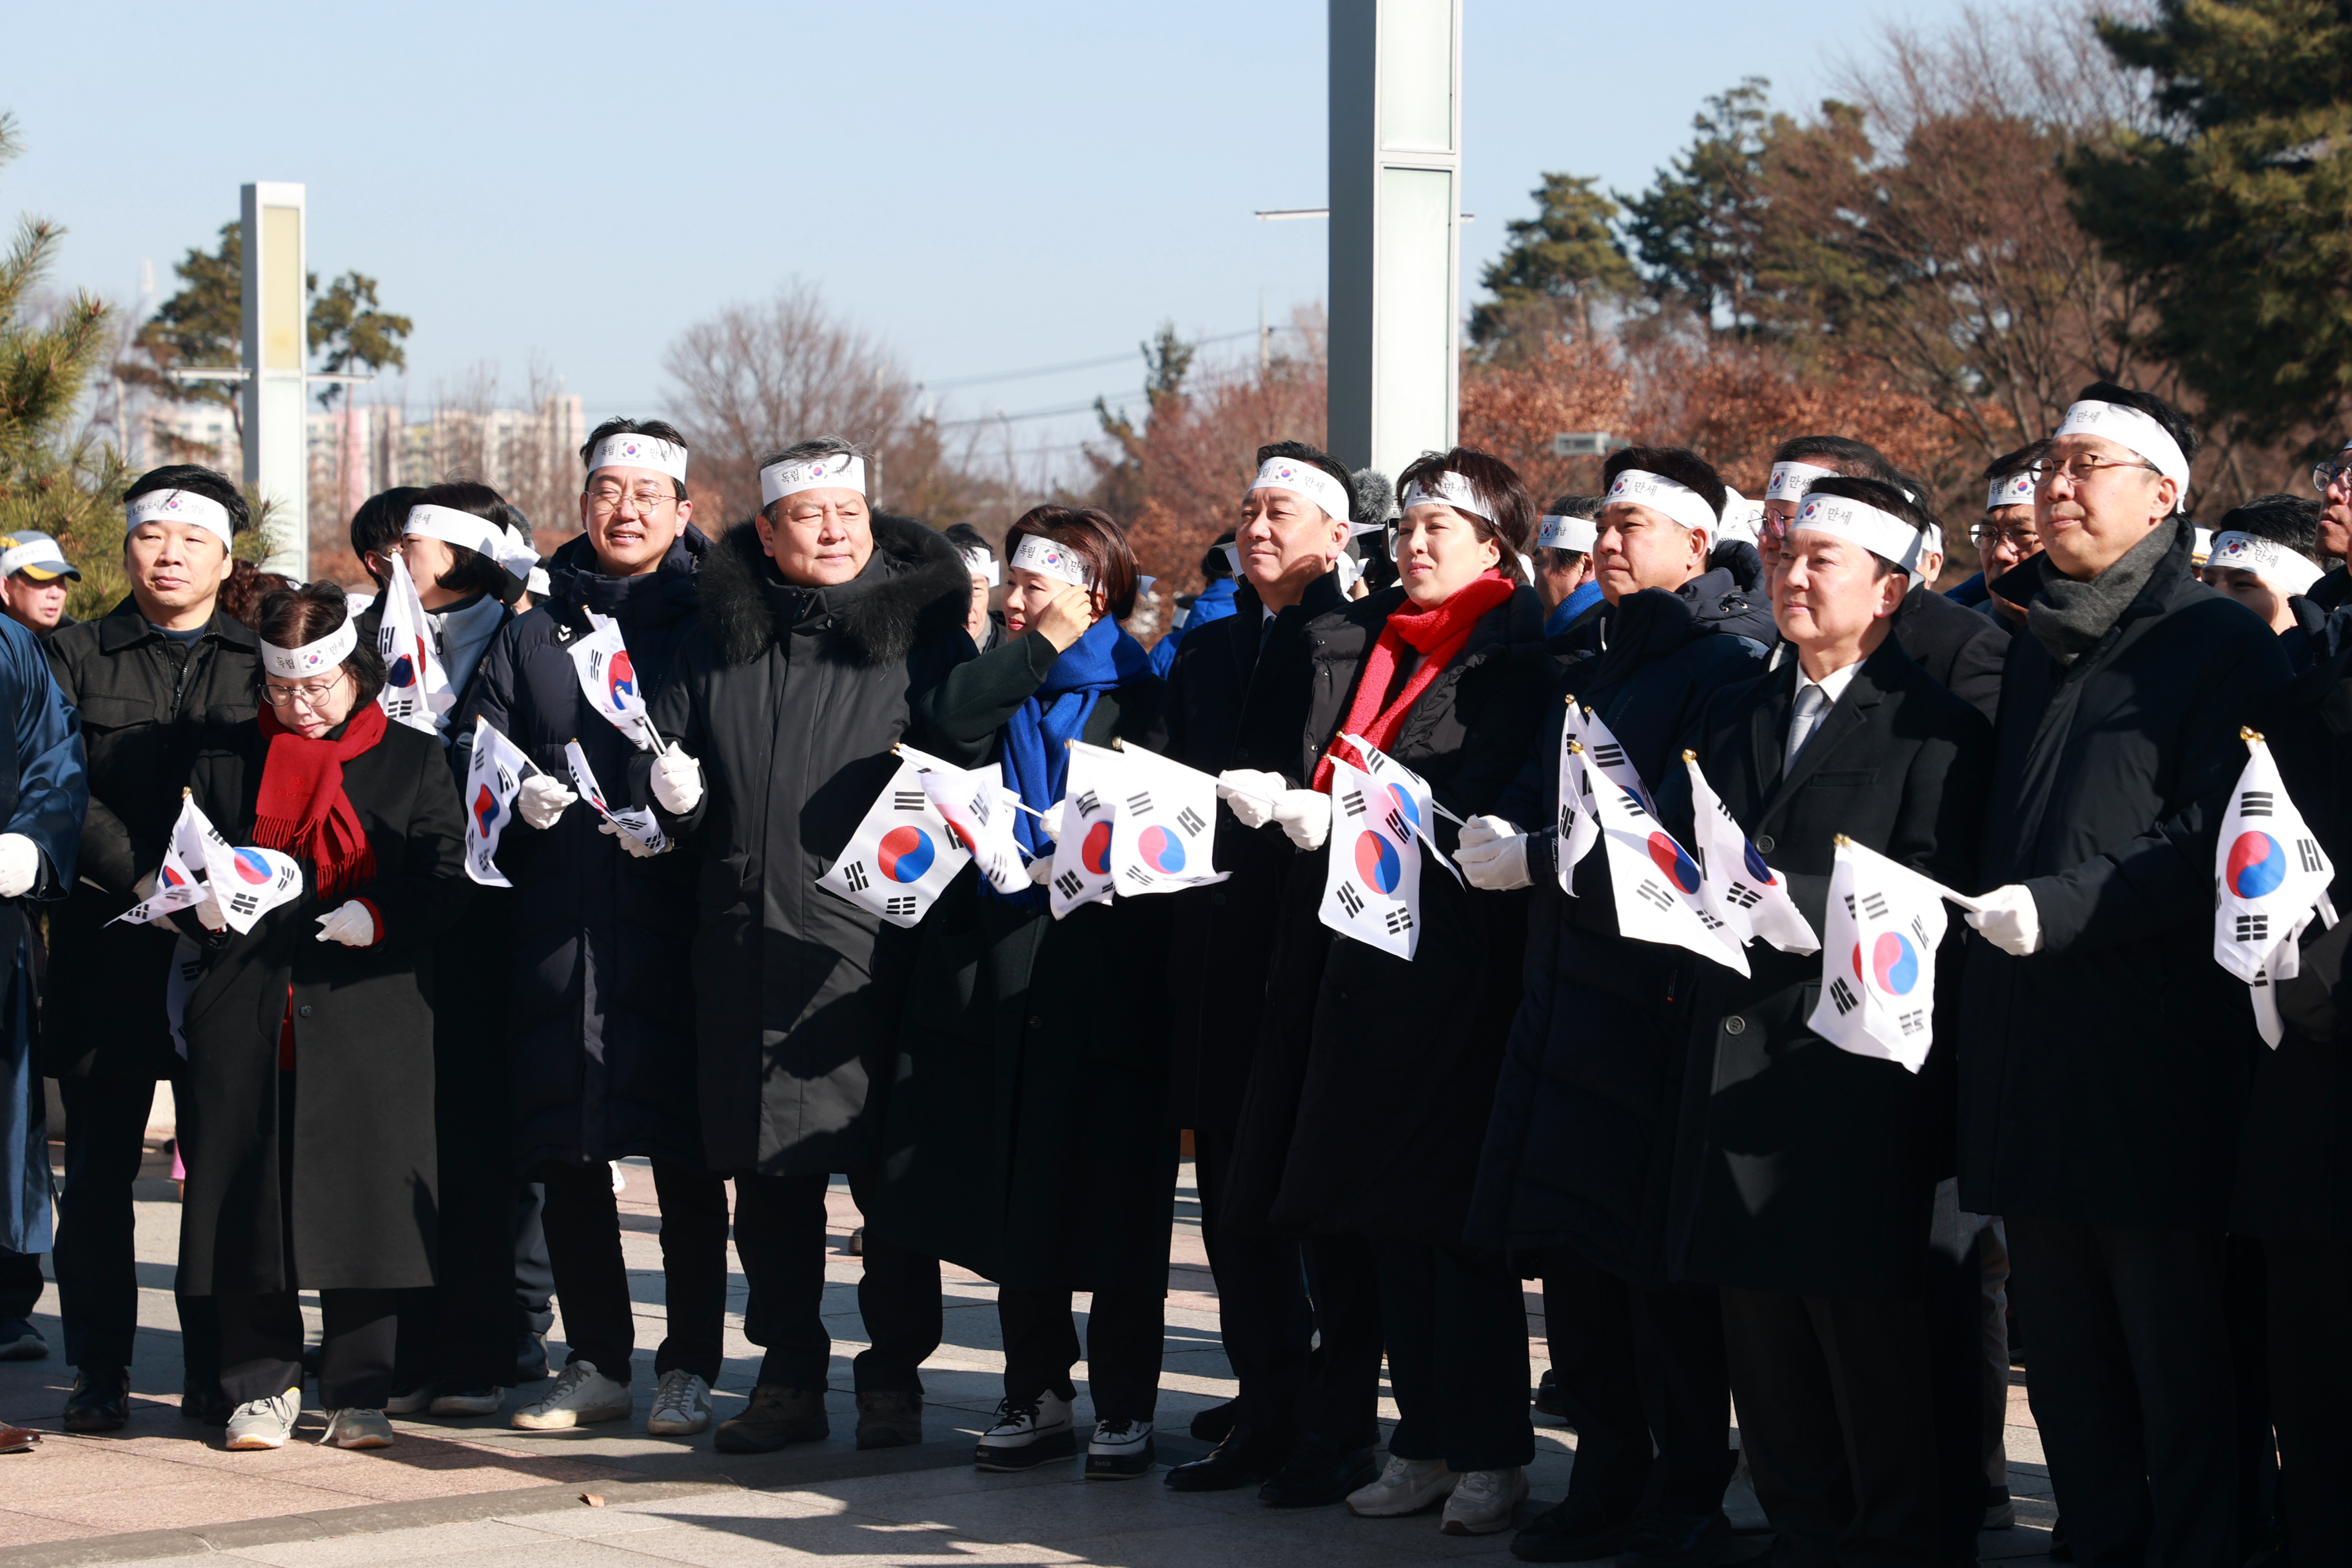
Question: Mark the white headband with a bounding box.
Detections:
[587,433,688,483]
[495,524,540,578]
[959,546,1000,587]
[1791,493,1926,578]
[259,616,358,680]
[1717,489,1763,547]
[1605,469,1717,536]
[760,452,867,505]
[1400,469,1496,523]
[1248,456,1351,522]
[1008,533,1095,591]
[1987,469,2038,510]
[406,504,507,560]
[1765,461,1839,502]
[0,538,71,576]
[1537,513,1598,553]
[126,489,234,551]
[2209,531,2326,596]
[2055,400,2191,511]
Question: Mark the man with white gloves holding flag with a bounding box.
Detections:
[1957,382,2293,1567]
[1655,475,1992,1567]
[642,436,967,1455]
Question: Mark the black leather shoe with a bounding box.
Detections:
[1188,1397,1238,1442]
[1618,1510,1732,1567]
[180,1377,232,1427]
[1531,1367,1568,1418]
[1257,1433,1379,1507]
[1511,1497,1642,1562]
[1162,1424,1286,1491]
[63,1367,130,1433]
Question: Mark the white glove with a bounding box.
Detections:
[313,899,377,947]
[1271,789,1331,851]
[517,773,577,830]
[0,834,38,899]
[1453,815,1533,891]
[598,819,660,859]
[1027,856,1055,885]
[651,747,705,814]
[1216,769,1287,830]
[1966,883,2043,957]
[193,894,228,933]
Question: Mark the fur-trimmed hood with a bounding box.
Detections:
[699,511,971,667]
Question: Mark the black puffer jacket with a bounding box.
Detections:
[458,527,707,1171]
[647,515,971,1177]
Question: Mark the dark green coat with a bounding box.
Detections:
[867,627,1177,1291]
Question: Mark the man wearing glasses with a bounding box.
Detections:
[1957,382,2294,1567]
[1954,445,2048,632]
[2308,435,2352,609]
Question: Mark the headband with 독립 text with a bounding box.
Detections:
[1008,532,1096,591]
[1790,493,1928,580]
[760,452,867,506]
[587,434,688,483]
[126,489,235,551]
[2053,400,2191,511]
[1765,461,1839,503]
[2209,531,2326,597]
[1536,513,1598,553]
[1401,468,1496,524]
[1605,469,1718,536]
[1247,455,1351,522]
[260,615,360,680]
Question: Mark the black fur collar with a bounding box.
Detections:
[700,512,970,668]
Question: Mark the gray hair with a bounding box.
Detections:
[756,435,870,519]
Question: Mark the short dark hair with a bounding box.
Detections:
[1253,441,1358,524]
[941,522,992,559]
[124,464,250,538]
[1796,475,1932,579]
[1771,435,1896,482]
[1602,446,1727,524]
[1538,493,1602,567]
[350,487,423,589]
[2075,381,2200,470]
[255,582,388,708]
[407,480,513,601]
[1393,446,1538,583]
[1006,505,1140,622]
[1983,441,2047,483]
[582,417,690,501]
[2217,493,2324,565]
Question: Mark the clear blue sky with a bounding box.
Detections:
[5,0,1965,465]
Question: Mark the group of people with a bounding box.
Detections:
[0,390,2346,1568]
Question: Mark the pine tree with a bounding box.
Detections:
[1619,79,1793,333]
[1469,174,1636,353]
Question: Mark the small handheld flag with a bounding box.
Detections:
[1090,740,1228,897]
[1806,836,1946,1073]
[1684,750,1819,955]
[376,553,454,735]
[463,716,533,887]
[566,613,655,751]
[1335,733,1462,887]
[894,741,1028,896]
[817,757,973,927]
[1048,740,1120,919]
[112,795,218,926]
[1320,750,1426,958]
[2214,727,2337,1046]
[565,740,668,855]
[1589,757,1749,976]
[1556,711,1600,892]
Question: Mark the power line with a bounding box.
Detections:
[916,326,1295,392]
[937,391,1151,431]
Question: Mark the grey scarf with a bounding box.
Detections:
[2026,520,2177,667]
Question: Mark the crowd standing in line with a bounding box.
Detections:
[0,400,2349,1568]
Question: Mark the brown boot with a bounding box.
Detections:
[712,1384,829,1453]
[855,1390,923,1451]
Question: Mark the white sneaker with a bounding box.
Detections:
[510,1358,632,1429]
[427,1386,505,1416]
[646,1369,711,1435]
[1439,1465,1527,1534]
[224,1388,302,1450]
[384,1383,433,1415]
[1084,1418,1154,1479]
[974,1390,1076,1470]
[1346,1454,1456,1516]
[319,1408,394,1449]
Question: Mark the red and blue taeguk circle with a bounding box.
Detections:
[1386,783,1420,830]
[1871,931,1921,994]
[161,863,187,888]
[1082,819,1113,875]
[1647,832,1701,894]
[877,825,936,883]
[607,651,636,705]
[2227,831,2286,899]
[1355,830,1402,894]
[472,783,504,837]
[233,848,274,885]
[1139,824,1186,874]
[1742,840,1776,885]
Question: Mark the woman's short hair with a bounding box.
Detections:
[255,582,387,708]
[1395,446,1538,583]
[407,480,513,602]
[1004,505,1139,622]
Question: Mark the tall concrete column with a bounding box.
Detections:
[240,181,308,579]
[1327,0,1462,481]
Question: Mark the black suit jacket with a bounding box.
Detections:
[1891,583,2008,721]
[1659,637,1992,1298]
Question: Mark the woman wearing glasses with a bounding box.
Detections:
[173,583,469,1451]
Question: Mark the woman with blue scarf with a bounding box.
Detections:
[868,506,1175,1482]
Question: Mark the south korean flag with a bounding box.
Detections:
[1322,751,1425,959]
[1589,758,1749,977]
[1556,708,1601,891]
[2214,728,2337,1046]
[1335,733,1461,886]
[565,740,669,856]
[1807,837,1946,1072]
[112,794,221,926]
[203,843,305,936]
[895,741,1028,896]
[817,757,972,928]
[1047,740,1119,919]
[567,613,655,750]
[375,553,454,735]
[1095,740,1226,896]
[1683,750,1819,954]
[462,716,532,888]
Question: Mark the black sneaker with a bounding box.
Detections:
[974,1391,1076,1471]
[1532,1368,1569,1418]
[1512,1497,1641,1562]
[1086,1418,1155,1479]
[1618,1509,1731,1567]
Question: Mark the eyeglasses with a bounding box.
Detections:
[586,483,676,514]
[2316,460,2351,495]
[2039,453,2160,487]
[263,671,349,710]
[1972,524,2043,550]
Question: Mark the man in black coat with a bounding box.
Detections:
[1958,383,2294,1567]
[42,464,259,1431]
[1663,476,1993,1567]
[645,437,967,1455]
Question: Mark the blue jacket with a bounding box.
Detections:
[1148,576,1238,679]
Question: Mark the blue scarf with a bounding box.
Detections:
[992,618,1151,902]
[1544,579,1604,640]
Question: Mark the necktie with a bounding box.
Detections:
[1786,682,1830,770]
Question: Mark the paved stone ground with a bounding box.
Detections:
[0,1148,2059,1565]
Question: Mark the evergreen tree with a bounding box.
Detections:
[1619,79,1793,333]
[1469,173,1636,351]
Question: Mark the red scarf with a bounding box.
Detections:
[1314,572,1516,789]
[253,701,387,901]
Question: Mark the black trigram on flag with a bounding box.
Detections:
[1828,976,1860,1015]
[229,890,260,918]
[885,896,917,917]
[1341,789,1367,817]
[1336,883,1366,917]
[1862,892,1890,921]
[1122,865,1154,887]
[1592,743,1627,769]
[176,955,204,985]
[892,790,924,812]
[1384,908,1413,935]
[968,793,991,826]
[1382,808,1409,841]
[1910,914,1933,946]
[2240,790,2275,818]
[843,861,870,892]
[1636,879,1673,912]
[1618,787,1645,816]
[1074,790,1101,815]
[2235,914,2269,943]
[1843,894,1856,917]
[1177,805,1206,837]
[1054,870,1083,900]
[1126,791,1153,815]
[1696,910,1727,930]
[2299,838,2324,872]
[1896,1008,1926,1037]
[495,765,515,793]
[1559,804,1579,836]
[1725,883,1762,910]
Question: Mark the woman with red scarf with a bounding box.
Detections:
[173,583,469,1451]
[1223,448,1556,1537]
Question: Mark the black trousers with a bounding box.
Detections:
[999,1284,1164,1424]
[734,1169,941,1393]
[0,1244,43,1320]
[219,1286,398,1409]
[1376,1240,1533,1473]
[1924,1224,2001,1559]
[514,1179,553,1337]
[1721,1288,1943,1567]
[1300,1231,1386,1450]
[2264,1237,2348,1568]
[393,1109,529,1391]
[1193,1129,1313,1436]
[538,1156,730,1385]
[1542,1246,1735,1520]
[2006,1215,2235,1568]
[52,1075,217,1378]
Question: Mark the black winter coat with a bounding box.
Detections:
[459,528,706,1171]
[1141,573,1351,1131]
[43,603,260,1080]
[175,718,471,1295]
[1890,583,2008,721]
[869,629,1176,1289]
[1467,570,1772,1282]
[1661,642,1991,1298]
[1959,518,2295,1230]
[648,515,972,1176]
[1227,584,1558,1246]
